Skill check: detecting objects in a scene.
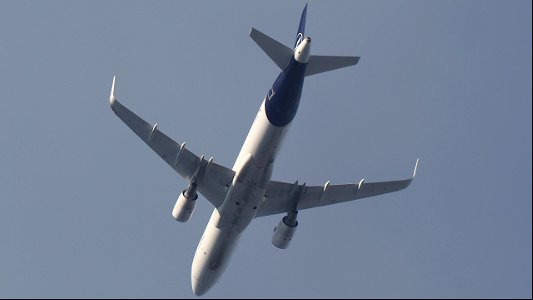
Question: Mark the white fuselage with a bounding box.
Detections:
[191,100,289,295]
[191,37,310,296]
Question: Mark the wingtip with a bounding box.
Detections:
[412,158,419,178]
[109,76,116,105]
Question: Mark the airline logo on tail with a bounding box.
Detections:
[294,33,304,50]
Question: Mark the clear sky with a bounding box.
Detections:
[0,0,531,298]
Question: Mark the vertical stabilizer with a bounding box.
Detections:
[250,3,359,75]
[294,3,308,49]
[249,4,309,70]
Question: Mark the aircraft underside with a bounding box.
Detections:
[109,3,417,296]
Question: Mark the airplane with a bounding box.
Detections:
[109,4,418,296]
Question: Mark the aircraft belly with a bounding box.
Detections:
[216,99,288,230]
[191,101,287,296]
[233,100,289,171]
[219,180,266,232]
[192,209,240,295]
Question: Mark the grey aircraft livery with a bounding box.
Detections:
[109,4,418,296]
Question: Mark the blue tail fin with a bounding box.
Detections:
[294,3,308,49]
[250,3,359,75]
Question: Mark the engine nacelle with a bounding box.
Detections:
[272,214,298,249]
[172,189,198,222]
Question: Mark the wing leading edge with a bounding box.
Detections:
[256,159,419,217]
[109,77,234,208]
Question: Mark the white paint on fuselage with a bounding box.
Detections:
[191,99,290,295]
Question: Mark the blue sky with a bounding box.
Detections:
[0,1,531,298]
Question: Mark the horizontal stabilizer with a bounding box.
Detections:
[305,55,360,76]
[250,28,293,70]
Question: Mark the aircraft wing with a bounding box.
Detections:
[256,160,418,217]
[109,77,234,208]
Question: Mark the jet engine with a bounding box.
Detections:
[172,182,198,222]
[272,210,298,249]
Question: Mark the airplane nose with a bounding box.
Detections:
[192,278,207,296]
[192,270,217,296]
[191,264,207,296]
[192,260,217,296]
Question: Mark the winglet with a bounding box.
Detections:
[109,76,116,105]
[412,158,419,178]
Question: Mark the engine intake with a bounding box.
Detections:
[272,210,298,249]
[172,183,198,222]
